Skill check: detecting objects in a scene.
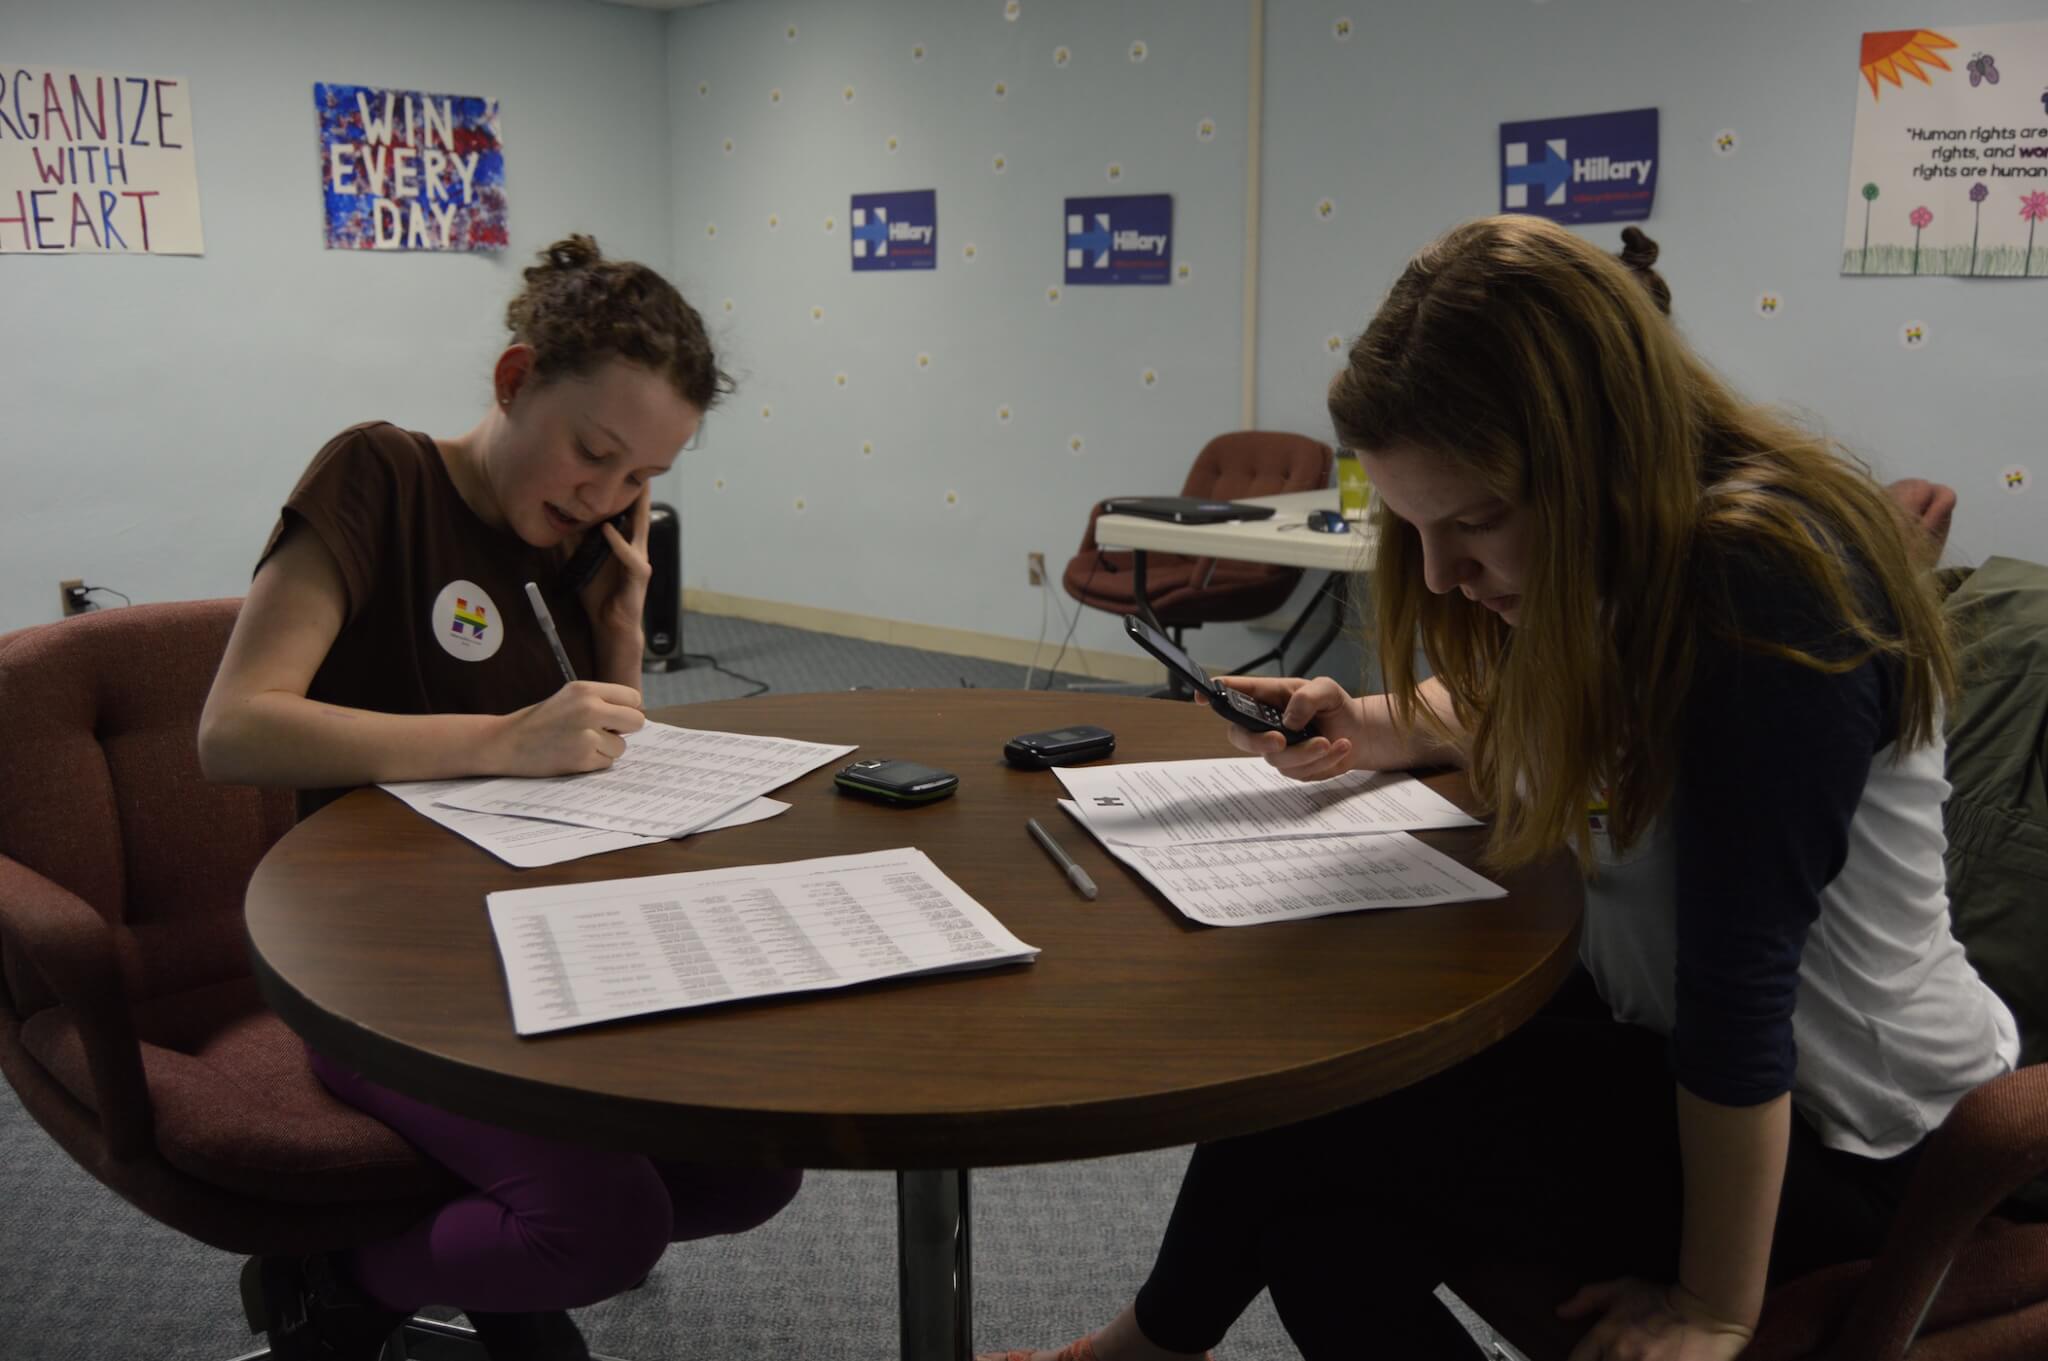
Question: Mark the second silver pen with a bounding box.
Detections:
[1027,817,1098,901]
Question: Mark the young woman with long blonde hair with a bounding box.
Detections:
[989,216,2015,1361]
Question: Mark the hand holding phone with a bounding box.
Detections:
[559,510,634,594]
[1123,614,1314,745]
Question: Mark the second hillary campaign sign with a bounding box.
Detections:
[1065,193,1172,285]
[1500,108,1659,225]
[851,189,936,271]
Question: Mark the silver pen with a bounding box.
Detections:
[523,581,578,684]
[1027,817,1098,901]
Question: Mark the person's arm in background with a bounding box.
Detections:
[198,523,645,787]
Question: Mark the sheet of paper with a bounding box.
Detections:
[438,724,856,839]
[1060,800,1503,927]
[379,779,788,869]
[1052,758,1478,847]
[486,848,1038,1035]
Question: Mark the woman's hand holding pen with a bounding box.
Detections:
[491,681,647,775]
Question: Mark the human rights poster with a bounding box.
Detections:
[1842,21,2048,277]
[316,82,506,251]
[1499,108,1659,226]
[0,65,204,254]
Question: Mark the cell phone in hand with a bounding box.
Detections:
[559,510,632,593]
[1123,614,1314,745]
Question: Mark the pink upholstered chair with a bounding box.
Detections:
[0,599,459,1351]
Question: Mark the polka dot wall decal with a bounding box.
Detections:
[916,352,932,370]
[992,153,1008,173]
[962,242,978,261]
[911,43,927,62]
[784,23,798,40]
[1046,285,1061,304]
[945,490,959,506]
[1325,334,1345,354]
[1197,117,1216,142]
[1068,435,1085,456]
[722,137,734,155]
[861,439,875,456]
[1316,198,1336,221]
[698,81,709,97]
[2001,465,2029,493]
[1130,40,1148,63]
[714,477,726,490]
[993,80,1008,100]
[706,223,718,238]
[722,298,734,313]
[1054,46,1071,68]
[1140,368,1158,388]
[834,372,848,389]
[766,212,780,231]
[823,215,837,233]
[1334,17,1354,41]
[997,404,1013,424]
[769,88,782,105]
[1715,129,1740,157]
[810,305,825,323]
[842,85,856,103]
[887,134,901,153]
[1899,320,1930,350]
[1754,291,1782,318]
[1005,1,1020,21]
[794,497,807,512]
[1107,162,1124,183]
[1175,261,1192,280]
[760,404,773,421]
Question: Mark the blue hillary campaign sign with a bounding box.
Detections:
[850,189,937,271]
[1064,194,1173,286]
[1499,108,1659,225]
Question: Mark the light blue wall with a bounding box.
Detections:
[664,0,1261,664]
[1256,0,2044,576]
[1,0,671,632]
[669,0,2043,673]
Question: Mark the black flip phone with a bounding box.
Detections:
[834,758,960,805]
[1123,614,1314,745]
[1003,725,1116,768]
[559,511,632,593]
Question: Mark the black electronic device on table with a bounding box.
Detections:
[1099,496,1278,525]
[834,758,961,806]
[1003,725,1117,769]
[559,510,633,593]
[1123,614,1314,745]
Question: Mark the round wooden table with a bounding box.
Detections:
[246,690,1582,1360]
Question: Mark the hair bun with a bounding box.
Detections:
[527,234,602,285]
[1618,226,1660,271]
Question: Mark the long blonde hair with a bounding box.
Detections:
[1330,216,1955,871]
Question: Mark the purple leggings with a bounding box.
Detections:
[312,1051,803,1313]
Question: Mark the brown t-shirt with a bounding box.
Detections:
[260,421,597,818]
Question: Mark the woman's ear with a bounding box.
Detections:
[492,344,537,410]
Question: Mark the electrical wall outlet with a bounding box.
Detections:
[59,579,91,617]
[1026,552,1046,587]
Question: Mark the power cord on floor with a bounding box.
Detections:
[679,651,771,699]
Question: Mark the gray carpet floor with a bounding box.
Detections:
[0,610,1514,1361]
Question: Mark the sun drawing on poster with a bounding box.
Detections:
[1859,29,1958,101]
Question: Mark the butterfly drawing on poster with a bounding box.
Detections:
[1967,53,1999,86]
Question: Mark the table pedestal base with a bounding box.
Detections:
[898,1169,973,1361]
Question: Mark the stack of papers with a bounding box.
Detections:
[381,723,855,868]
[487,848,1038,1034]
[1051,758,1505,927]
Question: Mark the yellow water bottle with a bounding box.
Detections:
[1335,449,1371,522]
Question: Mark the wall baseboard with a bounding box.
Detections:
[682,588,1165,685]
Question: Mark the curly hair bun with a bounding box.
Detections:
[525,233,603,285]
[1617,226,1671,315]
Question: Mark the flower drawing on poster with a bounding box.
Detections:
[316,83,505,251]
[1840,20,2048,277]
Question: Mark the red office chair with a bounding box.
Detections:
[0,600,463,1355]
[1062,430,1332,652]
